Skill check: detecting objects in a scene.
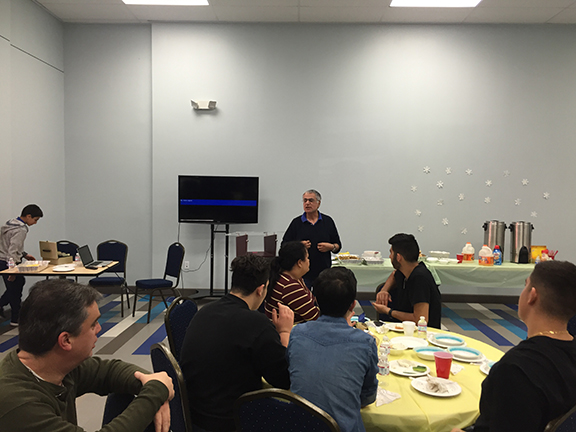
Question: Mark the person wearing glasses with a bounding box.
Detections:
[282,189,342,289]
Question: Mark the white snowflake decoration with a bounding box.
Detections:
[442,218,449,226]
[458,193,465,201]
[504,170,511,177]
[437,199,444,206]
[445,167,452,175]
[418,225,424,232]
[484,197,491,204]
[522,179,529,186]
[465,169,473,176]
[531,211,538,218]
[436,180,444,189]
[543,192,550,200]
[485,180,492,187]
[461,228,468,235]
[411,186,417,192]
[515,198,521,206]
[415,209,422,217]
[423,166,431,174]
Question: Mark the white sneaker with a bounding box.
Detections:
[9,321,18,327]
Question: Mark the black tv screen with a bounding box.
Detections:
[178,175,259,224]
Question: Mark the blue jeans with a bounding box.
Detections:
[0,260,25,323]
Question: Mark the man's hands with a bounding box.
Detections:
[134,371,175,401]
[24,254,35,261]
[371,302,388,315]
[375,289,391,306]
[272,303,294,334]
[153,402,171,432]
[301,240,311,249]
[317,242,335,253]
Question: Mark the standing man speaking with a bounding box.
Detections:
[282,190,341,288]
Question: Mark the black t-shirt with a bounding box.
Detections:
[281,212,342,282]
[180,294,290,432]
[391,262,442,329]
[474,336,576,432]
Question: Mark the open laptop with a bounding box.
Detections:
[77,245,112,269]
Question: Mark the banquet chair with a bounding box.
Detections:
[545,404,576,432]
[567,315,576,336]
[102,393,154,431]
[150,342,193,432]
[133,242,185,323]
[88,240,130,316]
[233,388,340,432]
[165,296,198,361]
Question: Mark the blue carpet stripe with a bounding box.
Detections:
[506,304,519,311]
[465,318,514,346]
[494,319,527,340]
[441,306,476,331]
[133,324,167,355]
[135,302,169,324]
[97,322,117,338]
[0,336,19,352]
[99,300,120,315]
[489,309,527,331]
[358,300,372,307]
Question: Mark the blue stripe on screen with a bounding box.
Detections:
[180,199,257,207]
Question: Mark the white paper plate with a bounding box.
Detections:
[448,347,485,363]
[53,264,76,272]
[390,360,430,377]
[390,336,428,349]
[428,333,466,348]
[385,322,405,332]
[413,346,446,361]
[480,360,495,375]
[411,377,462,398]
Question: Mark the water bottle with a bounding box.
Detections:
[417,316,427,338]
[8,258,15,269]
[74,253,81,266]
[493,245,502,265]
[378,337,390,376]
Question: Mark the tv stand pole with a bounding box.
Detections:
[210,224,230,296]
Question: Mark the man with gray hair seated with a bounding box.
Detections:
[282,189,342,288]
[0,279,174,432]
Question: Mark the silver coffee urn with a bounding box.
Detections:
[509,221,534,264]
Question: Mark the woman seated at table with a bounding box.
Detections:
[264,241,319,324]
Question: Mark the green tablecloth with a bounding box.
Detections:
[339,260,534,289]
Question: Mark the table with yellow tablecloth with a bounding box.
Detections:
[361,327,505,432]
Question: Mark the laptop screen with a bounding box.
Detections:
[77,245,93,265]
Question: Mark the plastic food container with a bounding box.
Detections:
[17,260,50,273]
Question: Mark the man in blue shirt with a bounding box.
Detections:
[287,267,378,432]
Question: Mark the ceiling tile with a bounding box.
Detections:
[129,5,218,21]
[477,0,575,7]
[210,0,298,6]
[39,3,140,22]
[464,6,565,22]
[299,6,385,22]
[547,7,576,22]
[212,5,298,21]
[380,7,471,23]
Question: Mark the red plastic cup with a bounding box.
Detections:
[456,254,463,263]
[434,351,453,379]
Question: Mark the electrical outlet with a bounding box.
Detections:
[184,261,190,269]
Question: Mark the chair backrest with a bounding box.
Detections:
[546,404,576,432]
[236,235,248,257]
[150,342,192,432]
[164,242,185,285]
[57,240,79,258]
[568,315,576,337]
[97,240,128,274]
[165,296,198,361]
[234,388,341,432]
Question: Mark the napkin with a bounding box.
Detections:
[450,363,464,375]
[376,387,401,406]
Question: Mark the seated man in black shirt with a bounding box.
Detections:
[452,260,576,432]
[180,254,294,432]
[372,233,442,329]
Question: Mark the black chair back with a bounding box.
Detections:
[568,315,576,337]
[234,388,340,432]
[150,343,192,432]
[57,240,79,258]
[546,403,576,432]
[98,240,128,274]
[165,296,198,361]
[164,242,185,284]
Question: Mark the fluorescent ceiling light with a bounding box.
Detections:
[122,0,209,5]
[390,0,482,7]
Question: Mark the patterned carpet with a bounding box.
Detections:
[0,294,526,430]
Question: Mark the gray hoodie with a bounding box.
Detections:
[0,218,29,264]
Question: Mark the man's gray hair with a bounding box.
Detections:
[304,189,322,202]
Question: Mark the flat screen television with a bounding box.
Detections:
[178,175,259,224]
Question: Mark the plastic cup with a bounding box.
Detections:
[434,351,453,379]
[402,321,415,337]
[456,254,463,263]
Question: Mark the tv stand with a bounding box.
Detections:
[209,223,230,296]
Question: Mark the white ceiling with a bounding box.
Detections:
[34,0,576,24]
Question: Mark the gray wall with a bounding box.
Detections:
[7,3,576,294]
[1,0,65,298]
